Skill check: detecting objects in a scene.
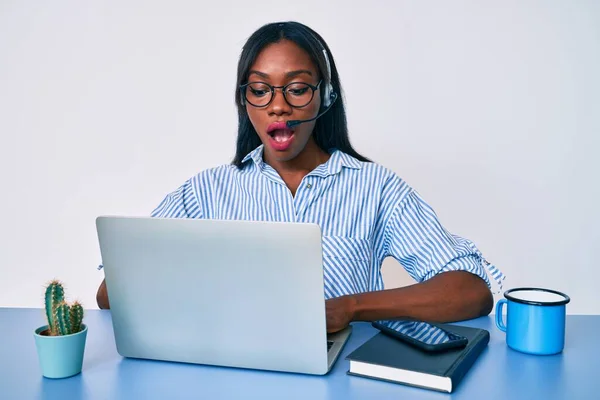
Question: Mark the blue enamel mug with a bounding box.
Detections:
[495,287,570,355]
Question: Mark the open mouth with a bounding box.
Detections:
[268,129,294,143]
[267,122,295,150]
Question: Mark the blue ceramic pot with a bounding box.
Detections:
[33,324,88,378]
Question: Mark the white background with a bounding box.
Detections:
[1,1,598,313]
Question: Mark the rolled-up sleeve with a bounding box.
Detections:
[150,178,203,219]
[382,189,504,292]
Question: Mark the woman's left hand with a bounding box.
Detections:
[325,295,356,333]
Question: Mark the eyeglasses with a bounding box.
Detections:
[240,80,322,108]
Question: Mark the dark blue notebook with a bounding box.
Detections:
[346,324,489,393]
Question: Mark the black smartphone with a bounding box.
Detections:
[371,319,468,352]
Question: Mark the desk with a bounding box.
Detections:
[1,308,598,399]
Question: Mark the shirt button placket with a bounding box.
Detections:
[295,180,316,221]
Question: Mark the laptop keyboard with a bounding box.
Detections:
[327,340,334,352]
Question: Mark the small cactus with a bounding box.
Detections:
[69,301,84,333]
[55,302,72,336]
[45,280,64,335]
[43,280,84,336]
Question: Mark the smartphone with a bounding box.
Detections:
[372,319,468,352]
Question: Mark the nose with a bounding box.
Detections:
[269,88,292,115]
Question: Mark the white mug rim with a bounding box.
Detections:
[504,287,570,306]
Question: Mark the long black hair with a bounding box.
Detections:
[231,21,371,167]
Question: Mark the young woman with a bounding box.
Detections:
[96,21,504,333]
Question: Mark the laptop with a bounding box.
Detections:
[95,216,352,375]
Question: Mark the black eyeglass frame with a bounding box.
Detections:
[239,80,323,108]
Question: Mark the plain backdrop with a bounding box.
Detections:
[1,1,598,313]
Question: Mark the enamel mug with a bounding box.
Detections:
[495,287,570,355]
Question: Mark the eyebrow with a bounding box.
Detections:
[248,69,313,79]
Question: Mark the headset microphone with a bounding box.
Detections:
[286,91,338,128]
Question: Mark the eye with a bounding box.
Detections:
[286,83,310,96]
[288,88,308,96]
[248,83,270,97]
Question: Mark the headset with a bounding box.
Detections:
[319,44,335,108]
[287,38,338,128]
[240,31,338,128]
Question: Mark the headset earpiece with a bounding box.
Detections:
[321,48,335,108]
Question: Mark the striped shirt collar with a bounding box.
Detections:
[241,145,362,177]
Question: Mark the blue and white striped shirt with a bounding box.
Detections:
[151,145,505,299]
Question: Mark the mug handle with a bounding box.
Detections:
[495,299,507,332]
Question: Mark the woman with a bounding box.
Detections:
[96,21,504,333]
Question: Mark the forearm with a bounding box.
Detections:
[96,279,110,309]
[350,271,493,323]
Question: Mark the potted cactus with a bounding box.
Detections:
[33,280,88,379]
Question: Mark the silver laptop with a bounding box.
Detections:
[95,216,352,375]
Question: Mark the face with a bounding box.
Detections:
[244,40,322,164]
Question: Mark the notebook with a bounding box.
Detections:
[346,323,489,393]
